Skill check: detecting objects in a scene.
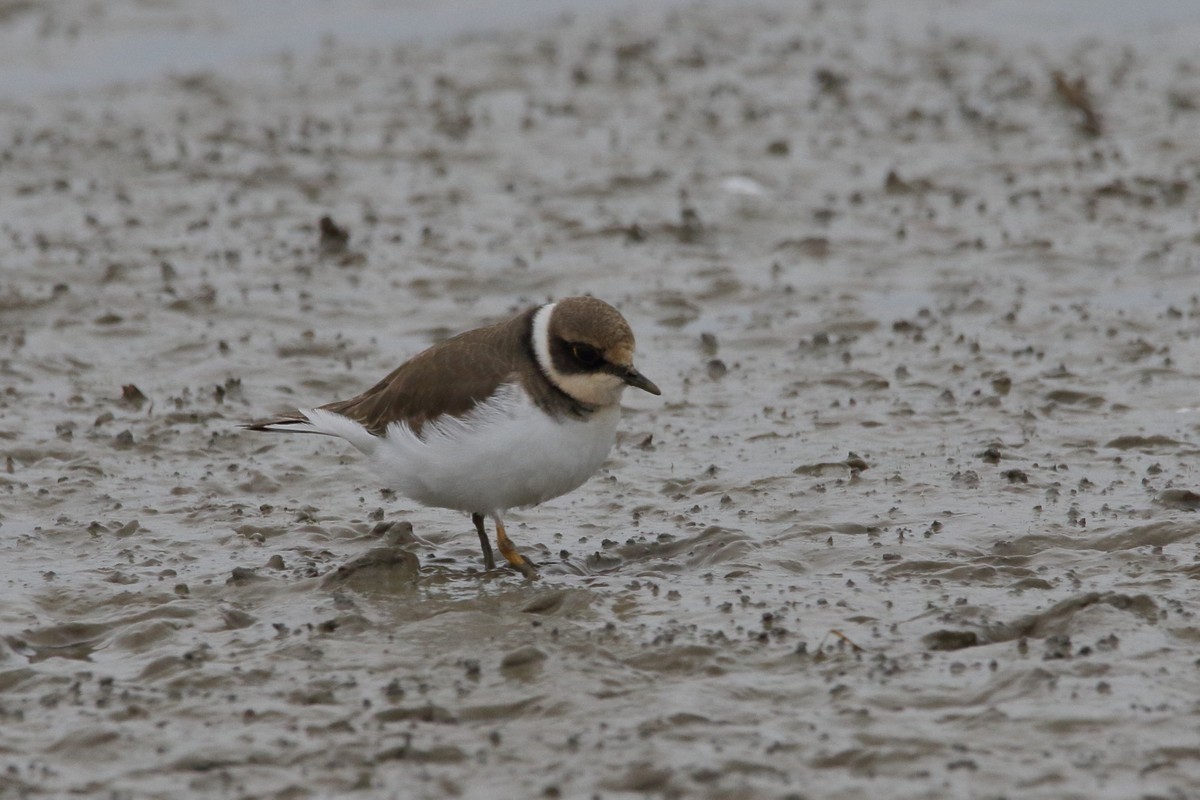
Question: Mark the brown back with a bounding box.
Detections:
[319,309,541,436]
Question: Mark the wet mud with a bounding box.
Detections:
[2,1,1200,798]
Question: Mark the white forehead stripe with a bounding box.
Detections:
[531,302,560,383]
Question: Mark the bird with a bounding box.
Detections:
[244,296,660,579]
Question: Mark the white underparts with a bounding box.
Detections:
[370,383,621,514]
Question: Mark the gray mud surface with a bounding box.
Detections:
[3,1,1200,798]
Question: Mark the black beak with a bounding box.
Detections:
[620,365,661,396]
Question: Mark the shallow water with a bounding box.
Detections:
[2,1,1200,798]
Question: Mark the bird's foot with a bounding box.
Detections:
[494,520,538,580]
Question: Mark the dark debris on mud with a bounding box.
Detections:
[2,1,1200,799]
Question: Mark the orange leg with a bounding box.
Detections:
[493,515,537,580]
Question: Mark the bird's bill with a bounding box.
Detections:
[620,366,661,396]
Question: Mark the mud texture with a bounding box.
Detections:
[3,1,1200,798]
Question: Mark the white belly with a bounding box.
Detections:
[363,385,620,514]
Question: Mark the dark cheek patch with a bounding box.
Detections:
[550,337,584,375]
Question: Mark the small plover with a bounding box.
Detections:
[245,297,660,578]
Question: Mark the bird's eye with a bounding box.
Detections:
[571,343,603,368]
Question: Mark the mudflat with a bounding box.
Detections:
[2,2,1199,798]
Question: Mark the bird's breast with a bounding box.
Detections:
[369,384,621,513]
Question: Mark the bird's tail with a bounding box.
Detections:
[243,408,378,454]
[243,411,321,434]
